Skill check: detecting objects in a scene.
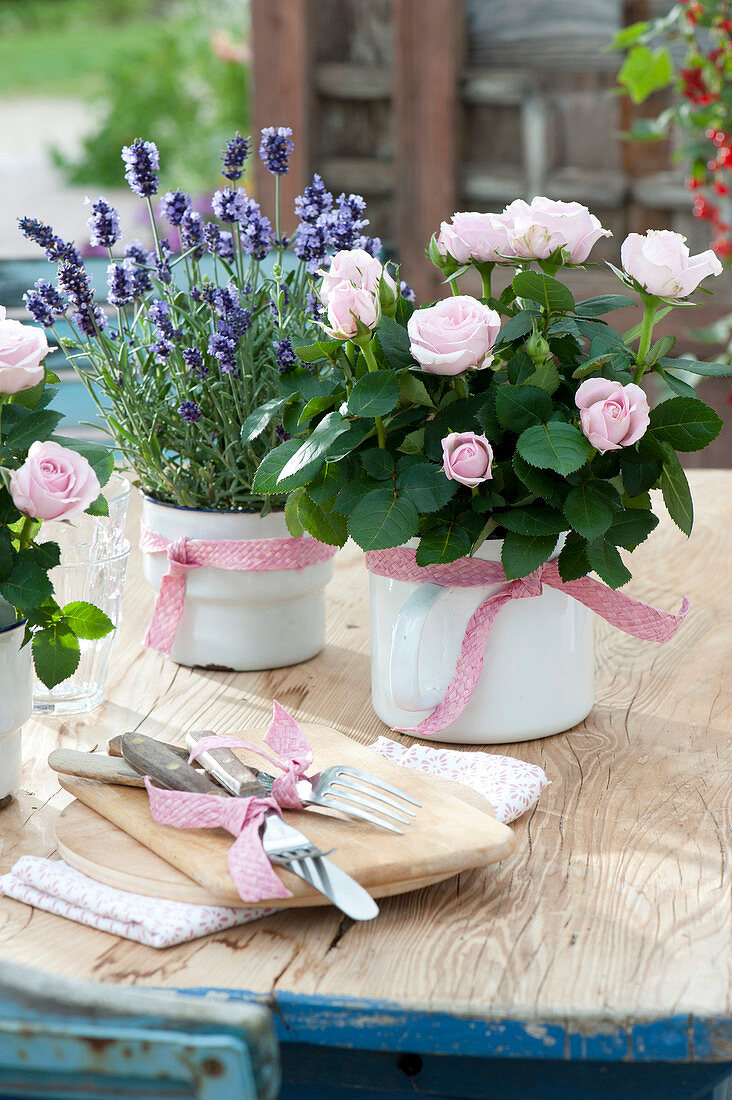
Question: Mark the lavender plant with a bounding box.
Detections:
[19,128,380,512]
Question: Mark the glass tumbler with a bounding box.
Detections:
[32,474,132,714]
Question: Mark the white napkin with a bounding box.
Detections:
[0,743,548,947]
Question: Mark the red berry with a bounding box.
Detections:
[714,181,730,195]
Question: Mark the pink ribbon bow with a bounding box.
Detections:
[365,548,689,737]
[144,702,315,902]
[139,523,337,655]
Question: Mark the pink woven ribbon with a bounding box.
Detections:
[139,522,337,655]
[144,702,316,903]
[365,548,690,737]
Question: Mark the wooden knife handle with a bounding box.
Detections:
[120,733,225,796]
[107,734,188,760]
[48,749,146,788]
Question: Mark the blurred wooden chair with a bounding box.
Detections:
[0,960,279,1099]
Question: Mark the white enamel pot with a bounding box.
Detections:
[141,497,335,671]
[0,603,33,807]
[369,538,594,744]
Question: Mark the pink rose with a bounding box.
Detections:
[436,211,512,263]
[620,230,723,299]
[575,378,650,453]
[9,440,101,521]
[322,280,380,340]
[319,248,396,305]
[501,197,611,262]
[407,296,501,375]
[442,432,494,487]
[0,308,51,394]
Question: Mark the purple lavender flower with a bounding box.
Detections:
[178,400,202,423]
[295,174,333,224]
[18,218,82,265]
[274,337,296,372]
[159,189,191,227]
[355,235,382,258]
[400,280,416,303]
[121,139,160,198]
[180,209,204,259]
[211,187,247,223]
[221,132,250,181]
[124,240,154,294]
[209,282,252,336]
[239,198,272,260]
[203,221,224,255]
[218,230,234,263]
[330,192,367,250]
[107,258,137,306]
[148,298,180,340]
[86,197,121,248]
[152,338,173,363]
[275,424,291,442]
[182,347,207,378]
[259,126,294,175]
[72,303,107,336]
[306,290,322,320]
[57,258,107,334]
[293,220,330,274]
[23,279,67,327]
[208,325,239,373]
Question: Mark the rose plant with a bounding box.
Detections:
[251,196,729,589]
[0,308,114,687]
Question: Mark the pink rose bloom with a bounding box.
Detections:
[407,296,501,375]
[9,440,101,521]
[0,307,51,394]
[442,432,494,487]
[436,211,512,263]
[501,197,611,262]
[322,280,380,340]
[320,248,396,305]
[575,378,650,453]
[620,230,723,299]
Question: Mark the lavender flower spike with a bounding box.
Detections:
[178,400,202,423]
[86,196,121,248]
[212,187,248,223]
[121,139,160,198]
[259,126,294,175]
[107,259,137,306]
[160,189,191,227]
[23,279,67,327]
[221,132,250,181]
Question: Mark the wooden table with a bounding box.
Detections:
[1,470,731,1100]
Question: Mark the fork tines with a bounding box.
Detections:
[316,765,421,834]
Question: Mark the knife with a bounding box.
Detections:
[120,733,379,921]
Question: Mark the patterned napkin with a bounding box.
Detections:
[0,741,548,947]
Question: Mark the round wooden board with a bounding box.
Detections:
[55,800,476,908]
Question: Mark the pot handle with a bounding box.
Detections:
[389,583,448,712]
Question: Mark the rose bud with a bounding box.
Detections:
[620,229,723,299]
[322,280,380,341]
[407,296,501,375]
[500,196,611,263]
[9,440,101,521]
[575,378,650,453]
[319,248,396,307]
[442,431,494,487]
[0,309,51,394]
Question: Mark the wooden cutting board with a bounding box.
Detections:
[55,723,516,908]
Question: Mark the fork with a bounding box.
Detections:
[185,731,421,835]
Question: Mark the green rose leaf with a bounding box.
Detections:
[335,475,381,514]
[62,600,114,640]
[605,508,659,550]
[586,538,632,589]
[361,448,395,481]
[2,406,64,452]
[298,393,342,425]
[563,484,614,541]
[284,488,305,537]
[495,310,541,347]
[415,519,474,566]
[574,294,636,317]
[620,451,663,497]
[501,532,558,580]
[376,315,414,371]
[52,436,115,487]
[659,442,693,536]
[517,422,593,475]
[618,44,673,103]
[395,462,457,513]
[512,453,566,509]
[308,461,348,504]
[648,396,723,452]
[499,506,565,537]
[0,557,53,612]
[325,418,375,461]
[32,621,81,689]
[512,271,575,313]
[85,493,109,518]
[495,384,553,433]
[252,438,323,494]
[398,372,434,408]
[506,351,535,385]
[398,427,426,455]
[0,528,14,583]
[348,370,400,419]
[278,412,350,483]
[348,488,419,551]
[557,532,591,582]
[292,338,342,364]
[240,395,293,444]
[659,356,732,377]
[297,493,348,546]
[32,541,61,571]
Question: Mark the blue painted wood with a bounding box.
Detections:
[0,962,279,1100]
